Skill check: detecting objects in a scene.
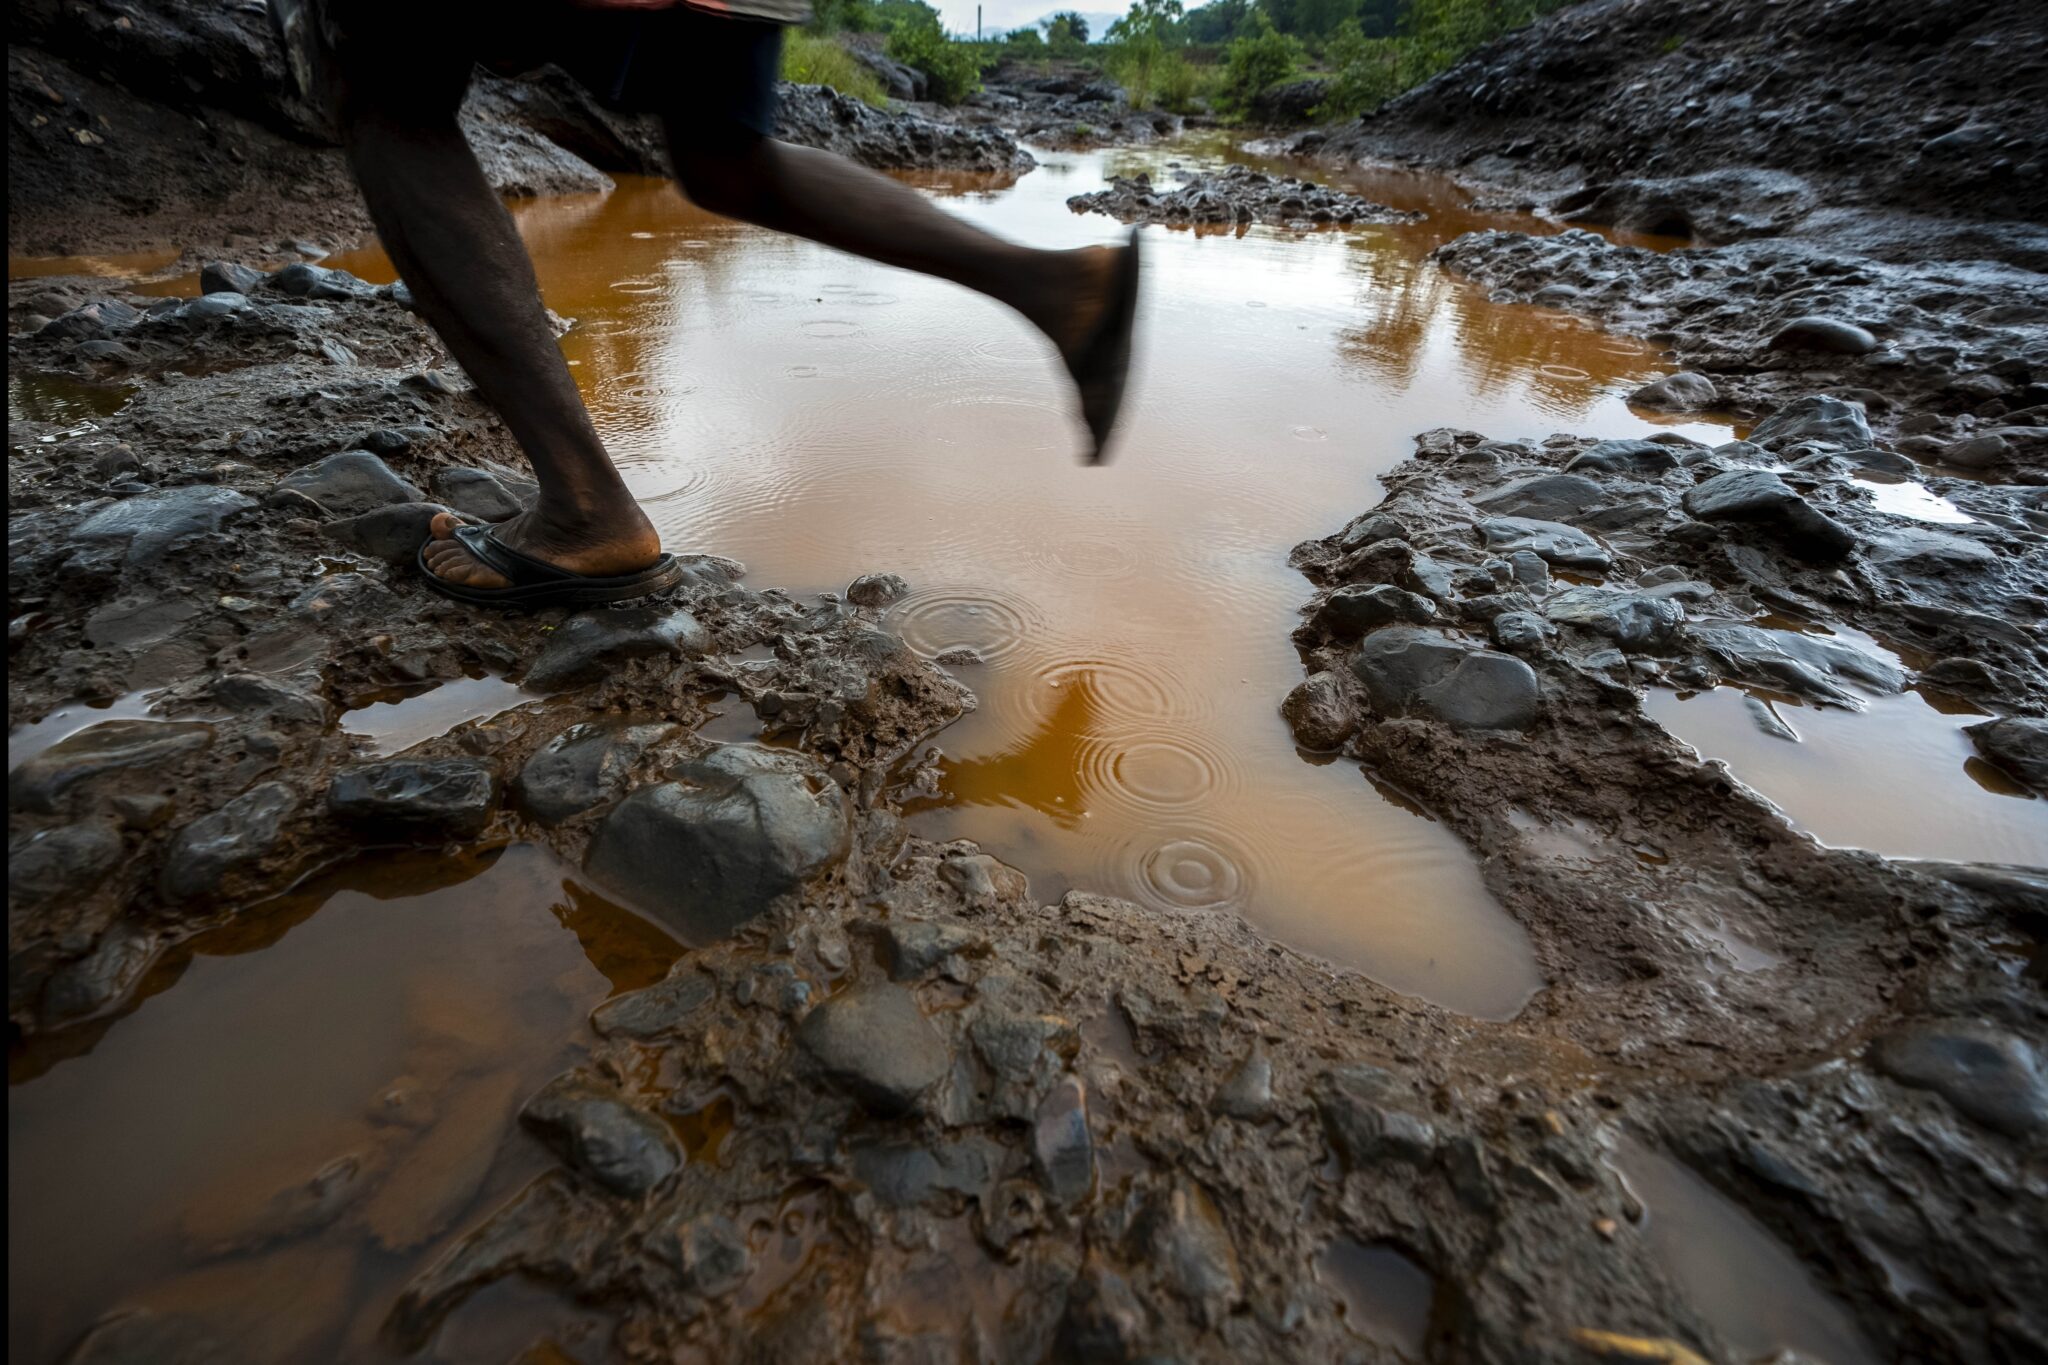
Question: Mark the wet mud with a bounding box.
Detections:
[9,4,2048,1364]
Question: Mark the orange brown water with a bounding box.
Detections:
[7,844,678,1363]
[319,138,1717,1020]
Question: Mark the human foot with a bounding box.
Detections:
[420,506,662,591]
[1036,231,1144,463]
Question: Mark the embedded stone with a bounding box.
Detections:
[277,450,424,517]
[519,1071,680,1197]
[523,606,709,691]
[1682,470,1857,559]
[1768,316,1879,356]
[585,745,849,944]
[159,782,298,901]
[1748,395,1873,450]
[1477,516,1612,570]
[797,983,951,1116]
[514,721,676,825]
[327,759,497,835]
[1873,1025,2048,1138]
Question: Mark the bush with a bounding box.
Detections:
[1313,0,1576,121]
[781,29,891,106]
[1218,10,1302,116]
[886,11,984,104]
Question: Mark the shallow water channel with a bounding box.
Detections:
[11,137,1991,1360]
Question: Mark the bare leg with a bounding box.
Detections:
[337,81,659,588]
[667,128,1134,441]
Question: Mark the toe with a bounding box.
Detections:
[420,529,510,589]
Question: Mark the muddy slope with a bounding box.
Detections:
[1289,0,2048,261]
[8,0,1031,263]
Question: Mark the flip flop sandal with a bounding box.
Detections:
[417,523,685,608]
[1073,226,1145,465]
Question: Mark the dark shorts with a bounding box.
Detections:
[299,1,784,138]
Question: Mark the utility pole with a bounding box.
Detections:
[977,5,983,40]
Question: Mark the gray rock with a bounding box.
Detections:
[9,719,215,814]
[278,450,423,517]
[1769,317,1879,356]
[1743,694,1800,741]
[519,1071,680,1197]
[1316,583,1437,636]
[1544,586,1686,650]
[1965,717,2048,795]
[40,298,142,340]
[1872,1025,2048,1139]
[1748,395,1873,451]
[1477,516,1612,570]
[590,969,716,1039]
[1941,433,2010,469]
[1682,470,1857,559]
[429,467,530,523]
[8,821,123,907]
[846,572,910,607]
[159,782,298,902]
[268,262,371,300]
[1687,624,1904,705]
[321,502,453,564]
[40,922,158,1027]
[1796,447,1917,478]
[1056,1263,1147,1363]
[199,261,265,295]
[797,983,951,1116]
[514,721,676,825]
[179,292,251,323]
[1565,439,1681,475]
[1281,671,1355,751]
[1139,1178,1243,1326]
[1351,627,1540,730]
[585,745,849,944]
[1316,1065,1436,1168]
[880,919,986,981]
[1863,526,1997,572]
[327,759,497,835]
[212,673,331,726]
[1212,1042,1275,1120]
[1508,549,1550,591]
[668,1213,749,1296]
[1473,473,1610,523]
[69,487,255,567]
[1033,1075,1095,1206]
[523,606,709,691]
[1491,609,1555,653]
[1628,371,1720,411]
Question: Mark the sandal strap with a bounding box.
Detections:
[452,523,573,585]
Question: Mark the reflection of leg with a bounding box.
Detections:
[336,62,657,587]
[668,126,1140,458]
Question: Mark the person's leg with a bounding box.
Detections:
[323,4,657,588]
[670,129,1122,377]
[655,15,1139,459]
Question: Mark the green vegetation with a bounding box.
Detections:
[780,28,890,106]
[794,0,1578,118]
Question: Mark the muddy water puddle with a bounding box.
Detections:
[1644,629,2046,866]
[7,843,676,1363]
[341,674,534,756]
[333,140,1726,1020]
[1610,1137,1878,1365]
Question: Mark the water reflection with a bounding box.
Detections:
[7,844,673,1364]
[324,139,1726,1016]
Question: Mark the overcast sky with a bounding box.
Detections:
[931,2,1218,39]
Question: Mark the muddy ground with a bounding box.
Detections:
[9,2,2048,1364]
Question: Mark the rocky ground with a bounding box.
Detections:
[10,3,2048,1364]
[1287,0,2048,261]
[1067,163,1423,231]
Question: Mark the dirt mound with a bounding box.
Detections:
[1068,163,1423,230]
[1290,0,2048,253]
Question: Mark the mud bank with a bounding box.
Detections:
[1067,164,1423,231]
[1287,0,2048,263]
[8,0,1032,266]
[1284,419,2046,1365]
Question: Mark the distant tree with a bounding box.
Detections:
[1043,11,1092,46]
[1180,0,1251,43]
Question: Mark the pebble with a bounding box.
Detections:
[1351,627,1540,731]
[1281,671,1356,750]
[1212,1041,1276,1120]
[9,718,214,814]
[327,758,498,835]
[513,720,676,825]
[1681,469,1857,560]
[159,781,297,901]
[8,821,123,907]
[1872,1024,2048,1138]
[522,605,709,691]
[1316,1064,1437,1169]
[519,1070,681,1197]
[585,745,849,943]
[199,260,264,295]
[846,571,910,607]
[797,982,951,1116]
[277,450,423,517]
[1627,370,1720,411]
[1032,1075,1095,1206]
[1768,316,1879,355]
